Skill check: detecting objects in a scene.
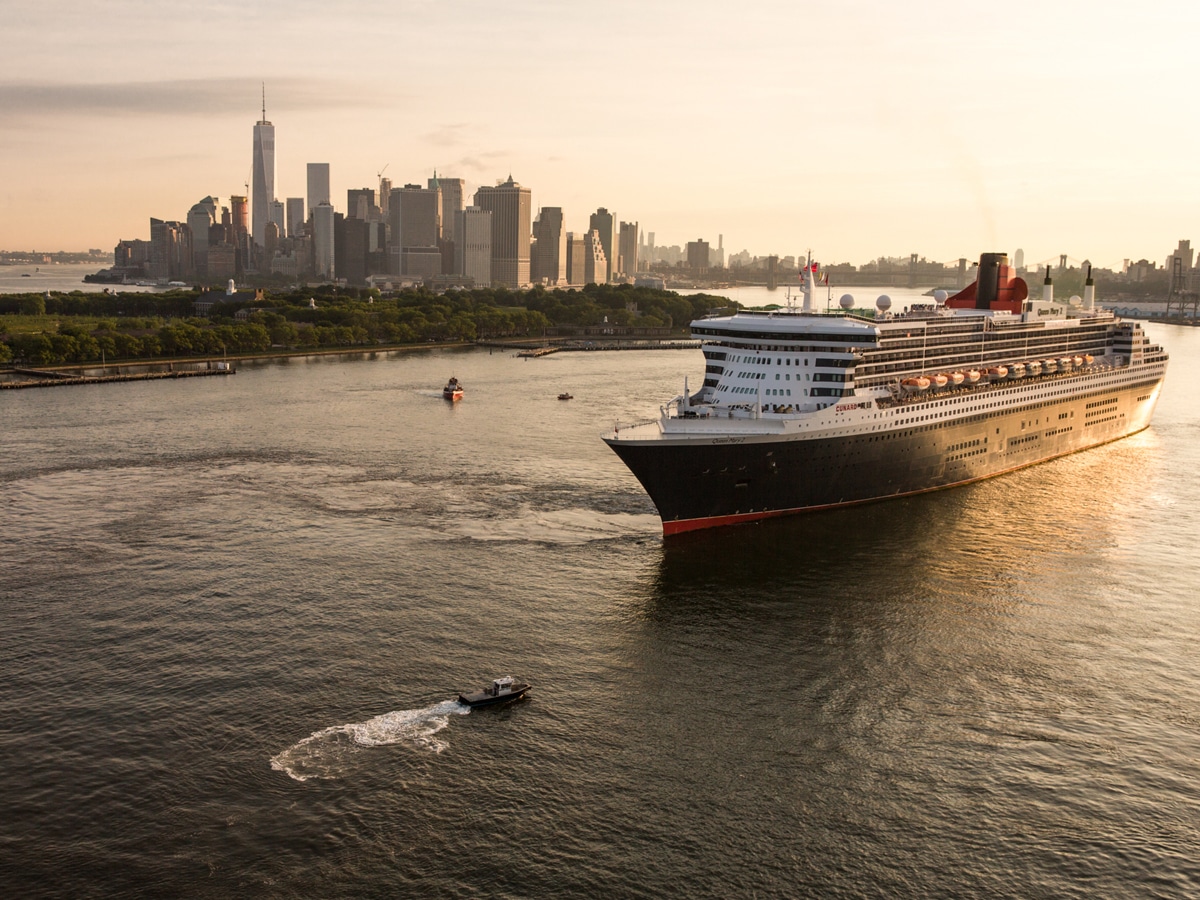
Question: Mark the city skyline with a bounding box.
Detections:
[2,1,1197,270]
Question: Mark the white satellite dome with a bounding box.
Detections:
[932,289,948,304]
[876,294,892,312]
[839,293,855,309]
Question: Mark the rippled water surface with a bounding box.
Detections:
[3,324,1200,898]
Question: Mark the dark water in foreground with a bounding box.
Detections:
[3,327,1199,898]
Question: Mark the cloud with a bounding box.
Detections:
[0,78,399,119]
[450,152,510,174]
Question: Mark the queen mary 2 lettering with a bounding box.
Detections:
[603,253,1169,536]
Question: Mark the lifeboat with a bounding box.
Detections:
[947,371,966,387]
[1073,355,1084,368]
[1084,354,1094,365]
[965,369,981,384]
[987,365,1009,380]
[1026,361,1042,376]
[901,376,931,393]
[930,373,949,390]
[1059,357,1074,370]
[1042,358,1058,374]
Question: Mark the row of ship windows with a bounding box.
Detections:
[717,386,851,398]
[877,322,1114,345]
[1085,414,1122,427]
[1085,397,1120,410]
[693,328,867,344]
[715,370,850,383]
[703,354,854,368]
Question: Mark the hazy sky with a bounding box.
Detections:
[3,0,1197,269]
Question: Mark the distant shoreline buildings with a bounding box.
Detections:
[88,100,1195,297]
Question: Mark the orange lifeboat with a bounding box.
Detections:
[987,365,1009,380]
[948,371,966,387]
[930,373,949,390]
[901,376,931,393]
[965,369,981,384]
[1042,358,1058,374]
[1084,354,1094,365]
[1073,355,1084,368]
[1026,361,1042,376]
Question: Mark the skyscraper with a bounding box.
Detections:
[347,188,376,221]
[285,198,306,238]
[618,221,639,277]
[251,90,274,249]
[565,233,586,285]
[229,195,249,237]
[531,207,566,285]
[186,197,219,278]
[583,229,608,285]
[313,201,336,279]
[473,176,531,288]
[456,206,492,286]
[588,208,616,282]
[307,163,331,218]
[389,183,441,276]
[432,174,464,274]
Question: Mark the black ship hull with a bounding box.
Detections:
[607,375,1163,535]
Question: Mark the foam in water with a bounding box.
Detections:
[270,699,470,782]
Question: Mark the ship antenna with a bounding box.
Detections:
[262,82,266,120]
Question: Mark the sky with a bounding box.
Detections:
[2,0,1198,271]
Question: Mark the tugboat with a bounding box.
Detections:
[443,377,463,401]
[557,392,573,400]
[458,676,531,708]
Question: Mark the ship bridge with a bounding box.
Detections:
[691,313,881,413]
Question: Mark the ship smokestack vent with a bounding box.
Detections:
[976,253,1007,308]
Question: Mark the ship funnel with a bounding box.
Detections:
[1084,265,1095,310]
[1042,266,1053,304]
[975,253,1007,308]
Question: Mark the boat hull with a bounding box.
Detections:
[458,684,531,707]
[606,374,1164,535]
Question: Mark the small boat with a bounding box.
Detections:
[443,377,463,400]
[1026,361,1042,376]
[557,392,573,400]
[987,365,1008,380]
[901,376,930,393]
[1008,363,1026,378]
[947,371,966,387]
[965,369,981,384]
[929,373,949,390]
[458,676,531,708]
[1042,358,1058,374]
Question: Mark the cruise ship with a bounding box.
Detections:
[604,253,1169,535]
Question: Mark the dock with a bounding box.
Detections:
[1,363,236,389]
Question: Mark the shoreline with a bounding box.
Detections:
[1,335,701,388]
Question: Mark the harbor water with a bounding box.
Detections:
[2,317,1199,897]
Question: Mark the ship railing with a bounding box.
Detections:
[611,417,660,433]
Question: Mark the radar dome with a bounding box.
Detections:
[839,294,855,309]
[1069,294,1082,306]
[876,294,892,312]
[933,289,947,304]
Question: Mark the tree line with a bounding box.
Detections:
[0,283,732,366]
